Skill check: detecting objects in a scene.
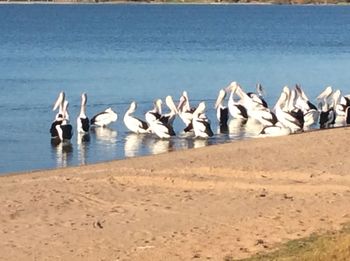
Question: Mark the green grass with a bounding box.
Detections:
[233,223,350,261]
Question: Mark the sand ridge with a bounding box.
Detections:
[1,127,350,260]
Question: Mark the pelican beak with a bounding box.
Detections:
[177,96,185,111]
[166,96,178,114]
[53,91,65,111]
[317,86,333,100]
[214,89,226,109]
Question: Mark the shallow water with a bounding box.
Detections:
[0,4,350,174]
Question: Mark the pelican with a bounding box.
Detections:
[146,99,175,139]
[192,101,214,138]
[246,83,268,109]
[77,93,90,134]
[159,95,178,126]
[233,82,277,126]
[317,86,335,129]
[274,90,304,133]
[177,91,196,132]
[148,119,176,139]
[124,101,150,134]
[294,84,319,128]
[145,99,162,125]
[332,89,350,127]
[259,122,291,137]
[214,89,229,129]
[90,107,118,127]
[50,91,65,139]
[226,82,248,120]
[56,100,73,141]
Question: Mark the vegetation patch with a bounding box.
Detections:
[239,223,350,261]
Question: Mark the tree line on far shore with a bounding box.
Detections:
[2,0,350,5]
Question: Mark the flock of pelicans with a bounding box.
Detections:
[50,81,350,143]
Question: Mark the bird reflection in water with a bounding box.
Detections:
[77,133,90,165]
[51,138,73,168]
[193,138,208,149]
[124,133,146,158]
[227,118,247,139]
[90,126,118,143]
[243,118,264,138]
[147,137,174,155]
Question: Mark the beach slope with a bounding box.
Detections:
[1,127,350,260]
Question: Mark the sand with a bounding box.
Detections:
[1,127,350,260]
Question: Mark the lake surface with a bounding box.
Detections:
[0,4,350,174]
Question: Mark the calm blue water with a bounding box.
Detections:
[1,4,350,174]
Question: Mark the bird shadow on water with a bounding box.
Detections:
[50,138,73,168]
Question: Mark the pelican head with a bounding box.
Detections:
[105,107,118,121]
[165,95,178,114]
[282,86,290,95]
[177,92,189,112]
[332,89,341,106]
[276,91,288,110]
[154,99,163,114]
[127,101,137,114]
[317,86,333,100]
[53,91,65,111]
[194,101,206,116]
[63,100,70,121]
[256,83,265,97]
[225,81,239,93]
[81,92,87,106]
[214,89,226,109]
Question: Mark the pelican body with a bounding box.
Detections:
[91,108,118,127]
[77,93,90,133]
[192,101,214,138]
[50,91,65,139]
[124,101,150,134]
[56,100,73,141]
[146,99,176,139]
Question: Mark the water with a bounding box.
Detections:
[1,4,350,174]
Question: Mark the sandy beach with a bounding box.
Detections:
[1,127,350,260]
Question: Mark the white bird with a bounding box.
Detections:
[90,107,118,127]
[214,89,229,133]
[246,83,268,109]
[159,95,178,126]
[124,101,150,134]
[331,89,350,127]
[145,99,175,139]
[294,84,319,128]
[145,99,162,125]
[259,122,291,137]
[225,82,248,120]
[274,90,304,133]
[192,101,214,138]
[231,82,277,127]
[77,93,90,134]
[317,86,335,129]
[56,100,73,141]
[148,119,176,139]
[50,91,65,139]
[177,91,196,132]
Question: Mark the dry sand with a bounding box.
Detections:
[1,127,350,260]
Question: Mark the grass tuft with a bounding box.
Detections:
[239,223,350,261]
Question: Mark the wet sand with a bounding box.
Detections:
[1,127,350,260]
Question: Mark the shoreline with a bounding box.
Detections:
[0,125,333,177]
[0,124,344,178]
[1,127,350,260]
